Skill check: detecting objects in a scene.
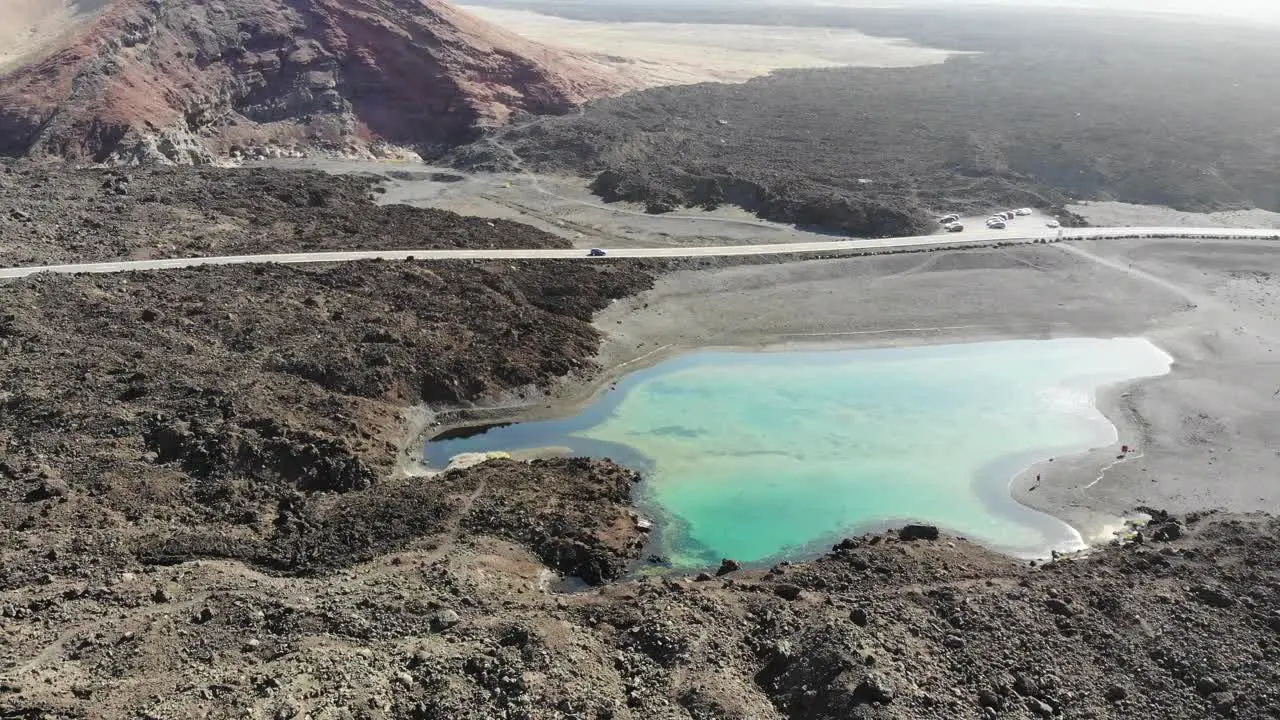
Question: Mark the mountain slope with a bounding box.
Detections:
[0,0,635,164]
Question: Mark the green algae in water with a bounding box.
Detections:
[425,338,1172,568]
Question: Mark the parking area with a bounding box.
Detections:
[935,208,1062,235]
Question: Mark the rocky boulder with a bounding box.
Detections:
[717,558,742,576]
[898,524,941,542]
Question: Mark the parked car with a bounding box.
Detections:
[987,220,1007,229]
[589,248,607,256]
[1001,211,1016,220]
[947,223,965,232]
[1046,220,1061,228]
[1015,208,1033,216]
[938,214,960,224]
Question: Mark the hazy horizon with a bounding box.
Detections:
[476,0,1280,24]
[773,0,1280,24]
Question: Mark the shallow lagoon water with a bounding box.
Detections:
[426,338,1172,568]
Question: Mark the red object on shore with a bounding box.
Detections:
[1121,444,1130,454]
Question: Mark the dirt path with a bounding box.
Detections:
[418,478,490,566]
[1056,242,1202,307]
[484,137,798,231]
[8,577,289,679]
[7,594,209,678]
[1058,241,1280,345]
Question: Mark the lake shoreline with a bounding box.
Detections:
[413,335,1171,565]
[407,239,1280,566]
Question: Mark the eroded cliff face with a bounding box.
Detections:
[0,0,633,164]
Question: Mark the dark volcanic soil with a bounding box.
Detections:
[0,163,572,267]
[5,472,1279,720]
[0,259,652,577]
[447,5,1280,236]
[2,165,1279,719]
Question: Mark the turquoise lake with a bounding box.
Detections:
[425,338,1172,568]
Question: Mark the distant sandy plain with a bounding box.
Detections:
[460,4,963,86]
[0,0,113,73]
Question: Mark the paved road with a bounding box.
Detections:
[1,227,1277,280]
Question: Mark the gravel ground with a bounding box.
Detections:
[1069,202,1280,230]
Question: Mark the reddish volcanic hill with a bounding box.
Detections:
[0,0,635,164]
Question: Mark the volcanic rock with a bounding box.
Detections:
[773,583,803,601]
[1192,584,1237,609]
[898,524,941,542]
[1105,684,1128,703]
[856,671,896,704]
[431,609,461,631]
[716,559,741,576]
[0,0,634,163]
[1044,598,1074,617]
